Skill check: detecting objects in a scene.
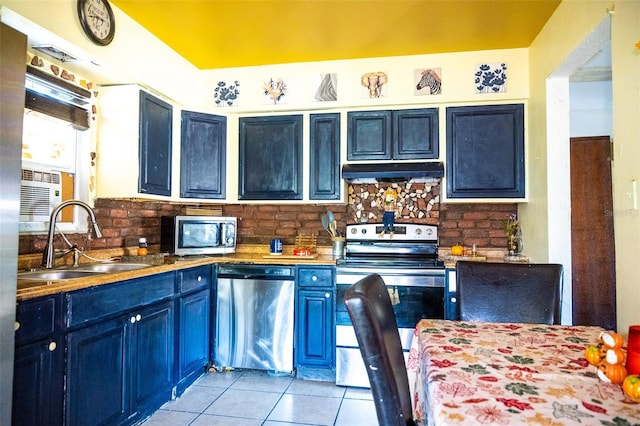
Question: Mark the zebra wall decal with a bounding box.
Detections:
[415,69,442,95]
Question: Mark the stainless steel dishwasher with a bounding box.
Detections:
[214,264,295,373]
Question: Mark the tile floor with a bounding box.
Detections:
[141,369,378,426]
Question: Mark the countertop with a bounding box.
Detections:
[16,245,337,301]
[16,245,523,301]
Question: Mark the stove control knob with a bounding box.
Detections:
[415,228,422,235]
[349,227,358,235]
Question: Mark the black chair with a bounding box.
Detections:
[456,261,563,324]
[344,274,415,426]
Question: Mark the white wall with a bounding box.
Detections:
[570,80,613,137]
[528,0,640,332]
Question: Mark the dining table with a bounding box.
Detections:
[407,319,640,425]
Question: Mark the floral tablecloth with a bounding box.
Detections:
[407,319,640,425]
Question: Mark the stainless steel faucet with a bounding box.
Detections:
[42,200,103,269]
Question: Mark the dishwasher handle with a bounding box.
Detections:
[217,265,295,280]
[217,273,295,280]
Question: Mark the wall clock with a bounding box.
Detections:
[77,0,115,46]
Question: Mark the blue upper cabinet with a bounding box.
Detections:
[180,111,227,199]
[138,91,173,196]
[347,110,392,160]
[393,108,439,160]
[309,113,341,200]
[446,104,525,199]
[347,108,439,161]
[238,115,303,200]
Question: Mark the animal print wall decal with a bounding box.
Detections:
[313,73,337,102]
[414,68,442,95]
[361,71,387,98]
[475,63,507,93]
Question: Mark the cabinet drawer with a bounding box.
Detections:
[297,267,334,288]
[178,265,211,294]
[15,296,58,345]
[65,272,175,329]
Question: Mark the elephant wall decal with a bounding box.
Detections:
[361,71,388,98]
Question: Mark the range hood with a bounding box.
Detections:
[341,162,444,183]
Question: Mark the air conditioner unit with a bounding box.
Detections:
[20,168,62,222]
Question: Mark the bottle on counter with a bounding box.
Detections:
[137,237,148,256]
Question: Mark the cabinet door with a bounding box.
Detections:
[297,289,334,367]
[66,317,129,426]
[180,111,227,199]
[238,115,303,200]
[177,289,210,395]
[309,113,340,200]
[393,108,439,159]
[347,110,391,160]
[139,91,172,196]
[13,339,63,426]
[131,301,174,413]
[446,104,525,198]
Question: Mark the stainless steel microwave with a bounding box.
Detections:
[161,215,237,256]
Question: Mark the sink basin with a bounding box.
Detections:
[17,263,152,281]
[73,263,152,273]
[17,270,104,281]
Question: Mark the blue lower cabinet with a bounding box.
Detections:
[13,295,63,426]
[295,266,335,381]
[176,288,210,395]
[65,300,174,426]
[13,338,64,426]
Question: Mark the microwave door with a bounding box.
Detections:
[179,221,221,249]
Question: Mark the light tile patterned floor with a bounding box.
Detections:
[141,370,378,426]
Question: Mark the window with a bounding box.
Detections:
[20,107,91,234]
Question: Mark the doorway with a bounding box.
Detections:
[570,136,616,329]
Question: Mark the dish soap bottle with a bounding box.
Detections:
[137,237,148,256]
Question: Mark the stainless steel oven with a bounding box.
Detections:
[335,223,447,388]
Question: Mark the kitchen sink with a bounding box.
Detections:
[17,263,152,281]
[73,263,152,273]
[17,269,104,281]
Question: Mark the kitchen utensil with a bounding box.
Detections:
[326,210,339,237]
[326,210,334,223]
[331,220,339,237]
[321,214,332,236]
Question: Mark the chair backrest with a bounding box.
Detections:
[344,274,415,426]
[456,261,563,324]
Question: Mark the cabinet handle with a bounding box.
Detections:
[14,322,20,332]
[197,276,202,282]
[130,316,137,324]
[325,292,330,298]
[451,297,457,303]
[48,341,57,352]
[136,314,141,321]
[312,275,318,281]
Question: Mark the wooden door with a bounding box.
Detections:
[570,136,616,329]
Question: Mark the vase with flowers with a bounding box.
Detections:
[503,213,523,256]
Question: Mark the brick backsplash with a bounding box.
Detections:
[18,189,517,255]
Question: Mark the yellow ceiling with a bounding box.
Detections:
[112,0,561,70]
